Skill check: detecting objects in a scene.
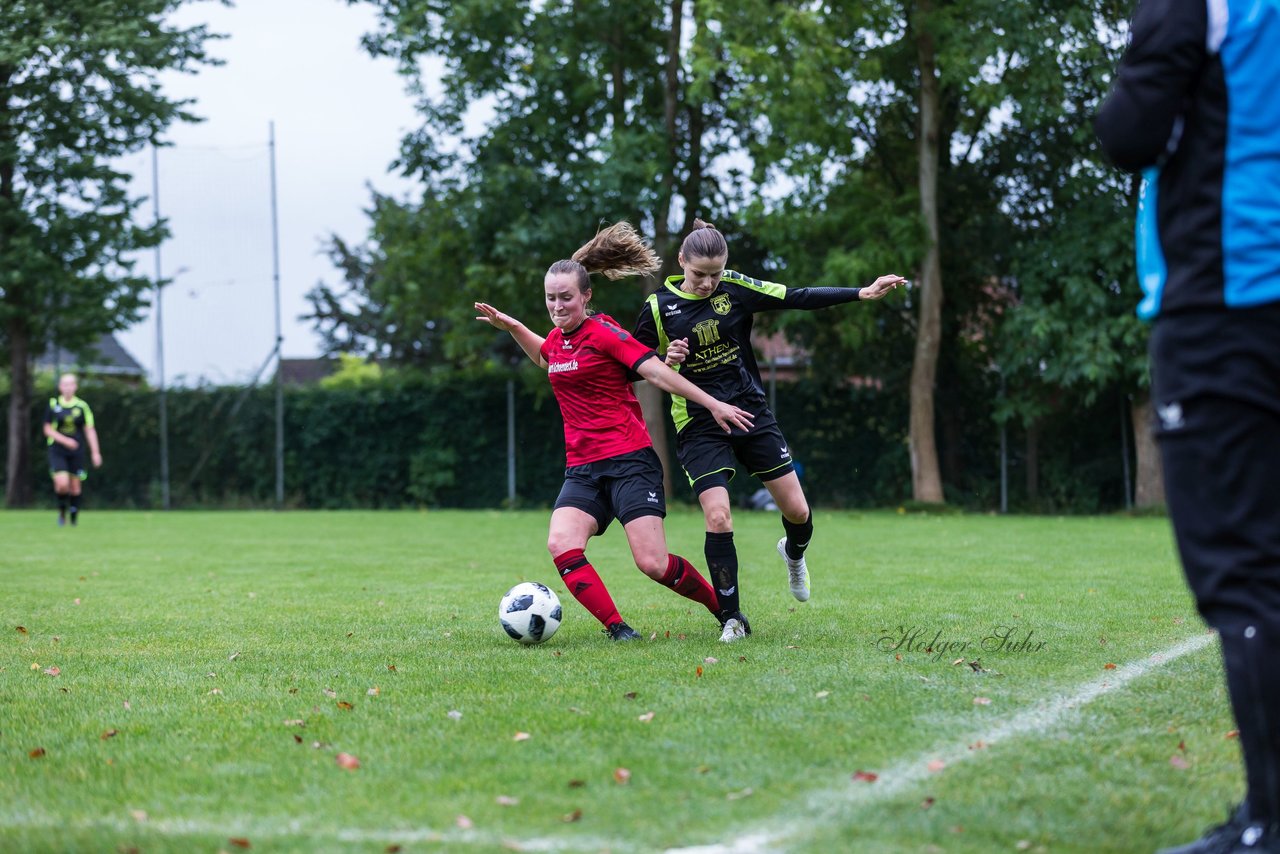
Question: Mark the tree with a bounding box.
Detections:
[0,1,222,506]
[329,0,770,491]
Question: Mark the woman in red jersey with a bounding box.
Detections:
[476,222,754,642]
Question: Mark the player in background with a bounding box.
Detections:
[475,222,755,642]
[634,220,904,642]
[1097,1,1280,852]
[43,373,103,526]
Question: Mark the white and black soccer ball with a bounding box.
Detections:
[498,582,562,645]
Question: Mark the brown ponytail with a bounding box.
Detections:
[547,221,662,293]
[680,218,728,261]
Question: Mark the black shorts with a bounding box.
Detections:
[554,447,666,536]
[47,442,87,480]
[676,409,795,495]
[1151,303,1280,629]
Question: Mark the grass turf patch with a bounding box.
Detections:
[0,509,1238,852]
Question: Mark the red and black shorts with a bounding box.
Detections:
[554,447,666,536]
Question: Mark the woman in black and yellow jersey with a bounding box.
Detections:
[633,220,903,642]
[43,373,103,526]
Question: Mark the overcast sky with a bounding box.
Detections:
[115,0,420,385]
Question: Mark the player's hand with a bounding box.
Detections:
[709,401,754,433]
[861,274,908,300]
[91,452,103,468]
[664,338,689,367]
[475,302,519,332]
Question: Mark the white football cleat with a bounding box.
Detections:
[719,617,748,643]
[778,537,810,602]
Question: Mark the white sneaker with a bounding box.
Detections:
[719,617,748,643]
[778,537,810,602]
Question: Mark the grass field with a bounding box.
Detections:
[0,508,1244,853]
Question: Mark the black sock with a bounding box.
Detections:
[705,531,739,619]
[57,493,68,516]
[1217,617,1280,827]
[69,495,80,523]
[782,514,813,560]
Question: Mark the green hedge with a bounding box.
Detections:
[1,372,1131,512]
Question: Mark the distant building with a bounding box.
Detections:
[38,333,146,383]
[275,357,338,386]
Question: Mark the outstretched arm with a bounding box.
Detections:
[635,357,754,433]
[781,274,907,309]
[475,302,548,369]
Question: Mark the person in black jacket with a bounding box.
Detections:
[1097,2,1280,852]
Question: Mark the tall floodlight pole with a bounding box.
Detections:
[269,122,284,508]
[152,144,171,510]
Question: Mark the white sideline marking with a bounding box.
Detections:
[0,633,1217,853]
[667,631,1219,854]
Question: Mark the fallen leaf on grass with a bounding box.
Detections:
[567,779,585,788]
[738,656,747,662]
[336,701,353,711]
[852,770,878,783]
[894,654,903,661]
[130,810,148,823]
[323,688,337,699]
[562,809,582,823]
[613,767,631,784]
[455,815,473,829]
[678,634,687,640]
[567,706,587,715]
[1170,755,1190,770]
[513,732,531,741]
[123,701,132,711]
[336,753,360,770]
[637,712,655,723]
[228,652,240,662]
[623,691,638,700]
[815,691,830,699]
[447,710,463,721]
[649,632,658,641]
[696,666,703,677]
[288,688,299,694]
[704,657,718,664]
[346,632,354,638]
[293,735,302,744]
[100,729,118,740]
[695,765,711,774]
[73,598,81,606]
[952,658,965,666]
[1016,841,1033,851]
[29,747,45,759]
[495,795,519,806]
[208,688,223,696]
[42,666,60,677]
[283,720,305,727]
[927,759,945,773]
[1226,730,1239,739]
[973,697,992,706]
[228,838,251,849]
[367,687,380,697]
[15,626,27,635]
[969,741,988,750]
[1178,740,1186,752]
[786,645,799,650]
[1104,663,1117,670]
[386,846,403,853]
[726,787,753,800]
[387,664,397,672]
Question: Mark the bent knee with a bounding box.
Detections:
[635,554,668,580]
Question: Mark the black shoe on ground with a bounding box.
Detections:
[718,610,752,642]
[605,621,642,642]
[1159,804,1280,854]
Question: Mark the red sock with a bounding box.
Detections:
[554,549,622,628]
[660,554,720,615]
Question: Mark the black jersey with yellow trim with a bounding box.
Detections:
[44,395,95,446]
[633,270,862,432]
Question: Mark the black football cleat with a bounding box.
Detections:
[1158,805,1280,854]
[605,621,642,642]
